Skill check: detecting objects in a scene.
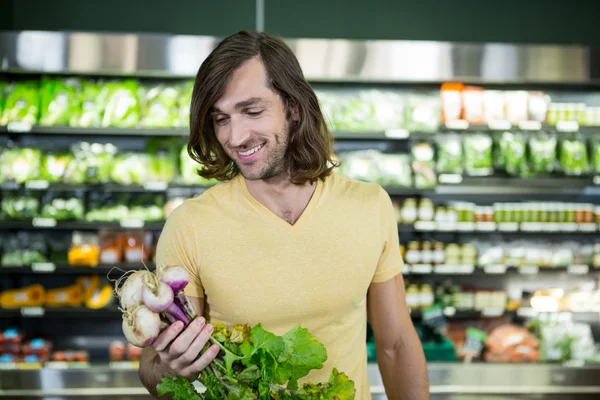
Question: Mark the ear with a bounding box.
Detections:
[290,105,300,122]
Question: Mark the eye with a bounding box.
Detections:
[247,110,263,117]
[214,116,229,125]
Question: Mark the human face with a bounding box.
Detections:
[210,58,290,181]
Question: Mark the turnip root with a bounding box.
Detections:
[117,270,151,310]
[158,265,189,293]
[142,277,174,313]
[175,290,197,320]
[166,302,190,325]
[122,304,161,347]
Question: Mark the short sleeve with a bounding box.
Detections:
[371,187,404,283]
[155,203,204,298]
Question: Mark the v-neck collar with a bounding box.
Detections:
[237,174,324,232]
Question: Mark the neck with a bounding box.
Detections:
[244,173,317,225]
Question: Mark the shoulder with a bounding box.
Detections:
[324,171,387,204]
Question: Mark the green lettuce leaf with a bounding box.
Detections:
[156,375,202,400]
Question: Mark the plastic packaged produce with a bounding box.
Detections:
[528,92,551,123]
[337,150,381,183]
[69,81,110,127]
[411,143,437,188]
[462,86,484,124]
[368,90,405,130]
[101,80,141,128]
[377,154,412,187]
[559,137,589,176]
[63,142,117,184]
[504,91,529,124]
[40,195,85,221]
[179,145,219,185]
[85,193,129,222]
[484,324,540,363]
[0,147,42,183]
[440,83,463,124]
[404,94,441,132]
[498,132,530,177]
[40,152,74,183]
[592,139,600,174]
[127,194,165,222]
[1,195,39,220]
[140,84,180,128]
[464,134,493,176]
[110,153,151,185]
[333,91,377,132]
[39,78,80,126]
[529,134,557,174]
[483,91,506,123]
[0,81,40,125]
[0,82,7,117]
[436,135,463,174]
[175,81,194,128]
[146,139,178,182]
[68,232,100,266]
[315,90,341,131]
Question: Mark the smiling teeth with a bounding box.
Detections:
[238,144,263,156]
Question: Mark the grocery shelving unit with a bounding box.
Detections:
[3,30,600,399]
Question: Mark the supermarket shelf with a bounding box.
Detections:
[404,264,596,276]
[0,181,213,193]
[0,220,165,230]
[442,120,600,134]
[0,263,154,275]
[406,221,600,234]
[0,125,189,137]
[410,309,514,320]
[0,307,121,319]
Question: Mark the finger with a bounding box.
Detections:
[173,323,214,368]
[168,317,206,358]
[152,321,184,353]
[180,344,220,378]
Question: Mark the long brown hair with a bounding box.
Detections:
[188,31,338,185]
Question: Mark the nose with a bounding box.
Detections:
[228,116,252,148]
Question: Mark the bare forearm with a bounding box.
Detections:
[376,328,430,400]
[139,347,177,399]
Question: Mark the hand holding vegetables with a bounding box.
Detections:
[113,265,356,399]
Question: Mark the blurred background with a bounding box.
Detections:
[1,0,600,399]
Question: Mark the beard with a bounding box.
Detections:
[234,123,290,181]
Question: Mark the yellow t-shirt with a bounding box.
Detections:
[155,172,404,399]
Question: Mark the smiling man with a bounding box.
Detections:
[139,31,430,400]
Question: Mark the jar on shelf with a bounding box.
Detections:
[433,242,446,265]
[418,199,435,222]
[421,241,433,264]
[401,198,418,224]
[420,285,434,309]
[406,285,421,309]
[584,204,594,224]
[405,241,421,265]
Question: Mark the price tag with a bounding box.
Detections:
[545,223,559,232]
[384,129,409,139]
[556,121,579,132]
[568,265,589,275]
[518,121,542,131]
[445,120,469,130]
[109,361,139,370]
[498,222,519,232]
[414,221,435,231]
[482,308,504,317]
[456,265,475,274]
[484,264,507,274]
[488,120,512,130]
[579,223,597,232]
[560,223,578,232]
[411,264,433,274]
[521,223,541,232]
[143,181,168,191]
[0,363,17,370]
[438,174,463,184]
[517,307,538,318]
[20,307,45,317]
[520,266,539,275]
[457,222,475,231]
[31,263,56,273]
[7,122,32,132]
[563,359,585,368]
[476,222,496,232]
[46,362,70,370]
[436,222,457,231]
[32,218,57,228]
[434,264,457,274]
[402,265,411,275]
[25,180,49,190]
[120,219,144,229]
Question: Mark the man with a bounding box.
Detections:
[139,31,429,400]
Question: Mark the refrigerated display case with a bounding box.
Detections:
[2,30,600,399]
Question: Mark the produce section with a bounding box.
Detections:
[2,31,600,399]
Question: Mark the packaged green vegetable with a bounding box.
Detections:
[0,81,7,118]
[337,150,381,183]
[39,78,81,126]
[1,194,40,219]
[140,84,181,128]
[101,80,141,128]
[499,132,529,177]
[41,196,85,221]
[40,153,74,183]
[464,134,493,176]
[591,139,600,174]
[404,94,441,133]
[1,147,42,183]
[179,144,218,185]
[334,91,377,132]
[110,153,151,185]
[70,80,110,127]
[377,154,412,187]
[0,81,40,126]
[175,81,194,128]
[411,142,437,188]
[64,142,116,184]
[436,135,463,174]
[529,134,557,174]
[560,137,589,176]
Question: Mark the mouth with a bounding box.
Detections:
[236,143,265,162]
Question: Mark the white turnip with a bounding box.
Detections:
[122,304,161,347]
[117,270,150,309]
[158,265,190,293]
[141,275,174,312]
